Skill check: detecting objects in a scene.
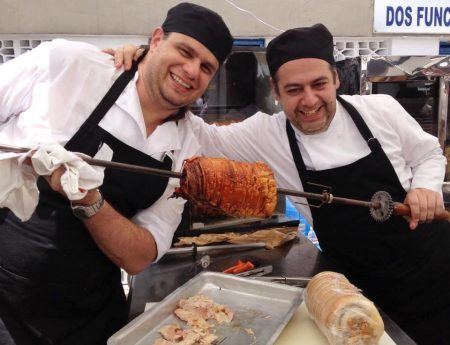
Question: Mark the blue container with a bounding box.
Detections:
[285,197,320,249]
[285,197,310,235]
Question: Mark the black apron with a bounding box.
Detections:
[0,57,172,345]
[286,96,450,345]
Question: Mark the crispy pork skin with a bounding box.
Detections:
[175,157,277,218]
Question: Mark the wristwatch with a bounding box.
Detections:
[71,190,104,220]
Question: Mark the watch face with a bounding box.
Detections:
[72,206,93,219]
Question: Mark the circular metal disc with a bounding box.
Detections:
[370,191,394,222]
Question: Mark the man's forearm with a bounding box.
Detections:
[45,168,158,275]
[83,200,157,275]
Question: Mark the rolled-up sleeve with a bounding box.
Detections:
[131,179,186,262]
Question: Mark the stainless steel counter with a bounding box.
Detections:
[127,233,416,344]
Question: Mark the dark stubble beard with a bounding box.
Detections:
[147,64,191,109]
[143,65,189,121]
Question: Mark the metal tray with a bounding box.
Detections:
[108,271,303,345]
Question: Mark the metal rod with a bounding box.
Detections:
[277,187,378,209]
[331,195,377,208]
[0,144,382,209]
[0,144,183,179]
[84,157,183,178]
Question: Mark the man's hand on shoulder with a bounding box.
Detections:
[101,44,144,71]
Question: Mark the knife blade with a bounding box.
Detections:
[166,242,266,255]
[248,276,312,287]
[235,265,273,277]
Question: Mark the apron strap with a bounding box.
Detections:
[286,119,308,183]
[286,96,387,187]
[65,49,148,148]
[336,95,382,152]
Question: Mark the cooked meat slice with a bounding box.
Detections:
[159,324,184,342]
[175,157,277,218]
[175,233,229,246]
[174,308,210,329]
[213,304,234,324]
[172,330,202,345]
[154,294,234,345]
[178,295,216,317]
[177,295,233,325]
[174,227,298,249]
[154,324,209,345]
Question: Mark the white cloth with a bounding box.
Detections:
[190,94,446,226]
[0,39,202,261]
[0,142,107,221]
[30,142,106,200]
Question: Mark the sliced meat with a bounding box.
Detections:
[212,304,234,324]
[174,308,210,329]
[153,294,234,345]
[159,324,184,342]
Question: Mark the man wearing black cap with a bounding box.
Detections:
[115,23,449,344]
[0,3,232,344]
[260,24,450,345]
[201,25,450,344]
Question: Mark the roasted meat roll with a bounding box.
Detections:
[175,156,277,218]
[304,271,384,345]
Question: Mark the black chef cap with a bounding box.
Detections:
[162,2,233,65]
[266,24,335,77]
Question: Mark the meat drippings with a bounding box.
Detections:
[153,295,234,345]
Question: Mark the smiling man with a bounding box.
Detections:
[0,3,232,345]
[190,24,450,345]
[273,57,338,134]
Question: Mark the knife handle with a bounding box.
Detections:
[393,202,450,221]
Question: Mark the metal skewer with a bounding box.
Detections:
[2,143,448,221]
[0,144,183,179]
[0,144,379,205]
[0,143,409,209]
[276,187,376,208]
[0,144,375,205]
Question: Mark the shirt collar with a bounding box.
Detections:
[145,120,181,155]
[115,71,182,156]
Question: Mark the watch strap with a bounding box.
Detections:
[71,189,104,219]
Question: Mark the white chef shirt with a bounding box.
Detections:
[0,39,202,261]
[190,94,446,226]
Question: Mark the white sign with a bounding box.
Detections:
[373,0,450,34]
